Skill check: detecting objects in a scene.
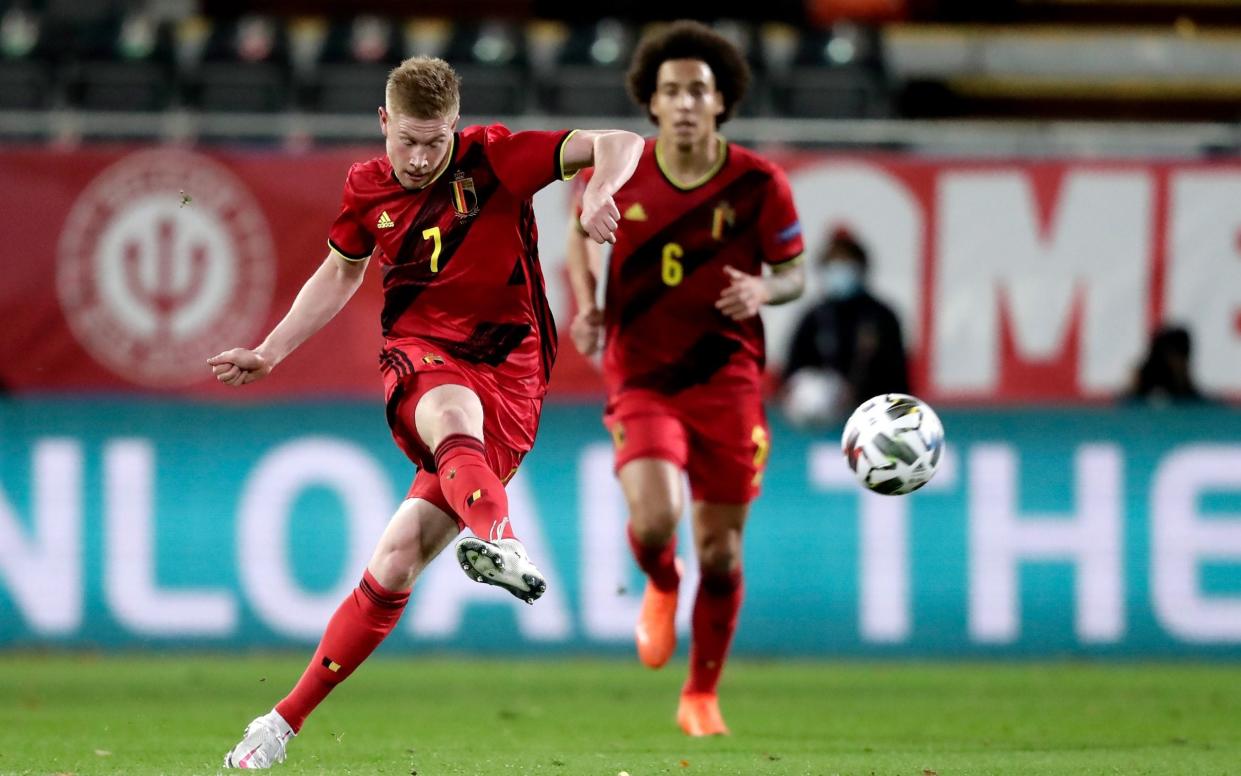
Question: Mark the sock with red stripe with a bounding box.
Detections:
[433,433,515,541]
[627,522,680,592]
[684,566,744,695]
[275,570,409,732]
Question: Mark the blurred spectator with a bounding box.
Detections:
[1126,325,1209,405]
[782,229,909,427]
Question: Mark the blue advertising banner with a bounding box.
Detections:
[1,399,1239,656]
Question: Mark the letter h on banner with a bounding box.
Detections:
[969,444,1123,644]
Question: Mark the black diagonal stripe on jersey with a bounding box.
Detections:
[507,257,526,285]
[517,199,558,382]
[616,169,770,333]
[622,332,742,395]
[422,322,532,367]
[380,143,500,336]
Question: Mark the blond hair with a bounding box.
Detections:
[385,56,460,119]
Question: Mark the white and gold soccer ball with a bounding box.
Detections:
[841,393,945,495]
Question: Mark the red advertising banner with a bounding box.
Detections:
[2,146,1239,401]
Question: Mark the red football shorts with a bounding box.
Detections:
[603,386,770,504]
[381,339,535,528]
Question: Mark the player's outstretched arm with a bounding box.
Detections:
[565,212,606,356]
[562,130,644,245]
[207,253,368,386]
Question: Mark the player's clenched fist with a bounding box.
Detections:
[570,306,604,356]
[579,189,621,245]
[207,348,273,387]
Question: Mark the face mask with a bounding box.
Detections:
[820,261,862,299]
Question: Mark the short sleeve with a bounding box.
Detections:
[484,125,577,200]
[327,168,375,262]
[758,166,804,266]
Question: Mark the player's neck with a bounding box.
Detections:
[656,133,724,188]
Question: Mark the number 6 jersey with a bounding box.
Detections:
[582,137,804,398]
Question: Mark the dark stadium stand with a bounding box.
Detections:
[0,0,1237,135]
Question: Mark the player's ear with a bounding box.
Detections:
[378,106,389,137]
[450,114,460,131]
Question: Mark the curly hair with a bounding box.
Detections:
[386,56,460,119]
[626,20,751,126]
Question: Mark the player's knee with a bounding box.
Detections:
[368,536,431,590]
[696,530,741,576]
[435,405,476,438]
[629,502,679,544]
[369,550,417,590]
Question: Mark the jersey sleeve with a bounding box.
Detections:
[327,166,375,262]
[484,124,578,200]
[758,166,804,266]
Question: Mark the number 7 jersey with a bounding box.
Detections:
[328,124,577,400]
[589,137,804,397]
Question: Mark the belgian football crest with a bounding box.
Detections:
[450,171,479,218]
[711,201,736,241]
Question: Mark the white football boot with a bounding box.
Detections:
[223,709,294,769]
[455,536,548,604]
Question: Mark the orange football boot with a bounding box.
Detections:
[677,692,730,737]
[635,558,682,668]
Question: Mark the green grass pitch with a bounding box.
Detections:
[2,654,1238,775]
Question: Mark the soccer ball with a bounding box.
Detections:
[841,393,945,495]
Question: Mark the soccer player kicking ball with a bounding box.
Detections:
[566,21,806,736]
[209,56,642,769]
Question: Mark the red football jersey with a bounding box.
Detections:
[582,137,804,397]
[329,124,576,400]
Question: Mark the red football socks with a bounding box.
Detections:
[275,570,409,732]
[627,523,680,592]
[684,566,744,695]
[433,433,515,541]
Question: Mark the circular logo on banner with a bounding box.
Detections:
[57,149,276,387]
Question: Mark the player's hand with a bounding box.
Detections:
[570,306,604,356]
[715,265,769,321]
[207,348,273,387]
[579,189,621,245]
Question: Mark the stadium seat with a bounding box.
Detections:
[777,66,891,118]
[314,62,391,115]
[187,15,291,113]
[0,59,51,109]
[403,17,454,60]
[546,64,633,116]
[62,13,175,111]
[543,22,633,116]
[0,7,56,109]
[771,26,892,118]
[446,21,531,116]
[309,17,399,115]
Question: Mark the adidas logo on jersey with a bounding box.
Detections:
[623,203,647,221]
[377,211,395,229]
